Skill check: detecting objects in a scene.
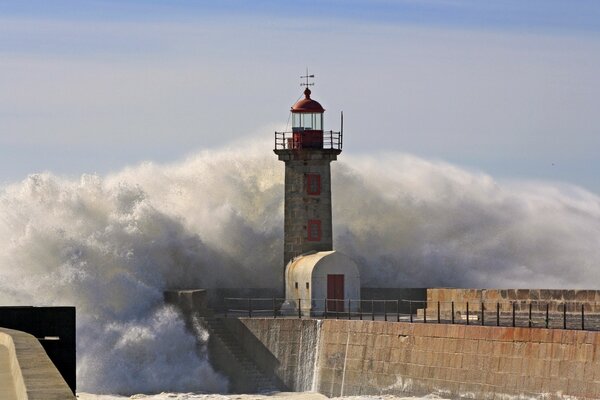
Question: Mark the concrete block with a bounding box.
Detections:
[551,343,566,359]
[585,381,600,398]
[537,342,552,360]
[567,378,589,398]
[561,329,576,345]
[344,358,363,372]
[577,344,594,362]
[513,328,531,342]
[346,344,365,360]
[476,339,494,355]
[593,362,600,380]
[582,362,595,383]
[462,339,478,354]
[374,334,391,349]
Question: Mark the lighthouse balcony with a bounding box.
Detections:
[274,130,342,151]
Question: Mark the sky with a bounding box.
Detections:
[1,0,600,192]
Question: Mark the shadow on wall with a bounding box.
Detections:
[218,318,287,392]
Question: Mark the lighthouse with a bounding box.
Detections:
[275,74,359,315]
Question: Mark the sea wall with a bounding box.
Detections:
[0,328,75,400]
[0,306,76,393]
[233,318,600,399]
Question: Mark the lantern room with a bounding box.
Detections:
[290,88,325,149]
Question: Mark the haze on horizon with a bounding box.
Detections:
[1,0,599,193]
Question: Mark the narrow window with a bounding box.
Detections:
[295,282,298,289]
[306,282,310,290]
[306,174,321,195]
[307,220,322,241]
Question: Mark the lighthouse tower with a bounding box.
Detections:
[274,76,342,272]
[275,74,359,316]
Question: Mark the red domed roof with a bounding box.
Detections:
[291,88,325,113]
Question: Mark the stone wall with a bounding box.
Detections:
[233,318,600,399]
[425,288,600,317]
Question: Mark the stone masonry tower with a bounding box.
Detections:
[274,75,342,285]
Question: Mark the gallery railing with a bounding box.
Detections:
[223,297,600,331]
[274,131,342,151]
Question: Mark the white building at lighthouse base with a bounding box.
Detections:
[282,250,360,316]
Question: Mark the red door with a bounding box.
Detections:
[327,274,344,312]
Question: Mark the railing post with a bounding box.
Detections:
[397,300,400,322]
[409,301,413,323]
[529,302,532,328]
[424,302,427,324]
[546,303,549,329]
[348,299,351,320]
[372,299,375,321]
[248,298,252,318]
[481,302,485,326]
[336,299,339,320]
[224,298,228,319]
[298,298,302,319]
[582,304,585,331]
[360,300,363,320]
[512,302,516,327]
[325,298,328,319]
[563,303,567,330]
[273,297,276,319]
[466,302,469,326]
[437,301,441,324]
[496,302,500,327]
[384,300,387,322]
[451,301,455,324]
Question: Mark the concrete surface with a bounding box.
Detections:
[0,306,76,393]
[0,327,75,400]
[0,342,20,400]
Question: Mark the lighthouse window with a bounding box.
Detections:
[293,113,323,130]
[306,174,321,195]
[307,220,322,241]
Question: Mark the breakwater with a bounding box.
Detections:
[0,327,75,399]
[227,318,600,399]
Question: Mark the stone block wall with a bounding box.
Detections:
[234,318,600,399]
[425,288,600,318]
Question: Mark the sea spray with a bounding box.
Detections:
[1,143,599,394]
[0,172,228,394]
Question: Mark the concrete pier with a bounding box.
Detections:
[0,328,74,399]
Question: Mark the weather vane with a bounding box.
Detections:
[300,68,315,87]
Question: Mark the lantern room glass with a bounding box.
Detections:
[292,113,323,131]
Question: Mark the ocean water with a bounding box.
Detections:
[1,140,599,395]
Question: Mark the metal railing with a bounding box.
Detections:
[274,131,342,151]
[223,297,600,331]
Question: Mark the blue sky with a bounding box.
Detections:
[1,0,600,192]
